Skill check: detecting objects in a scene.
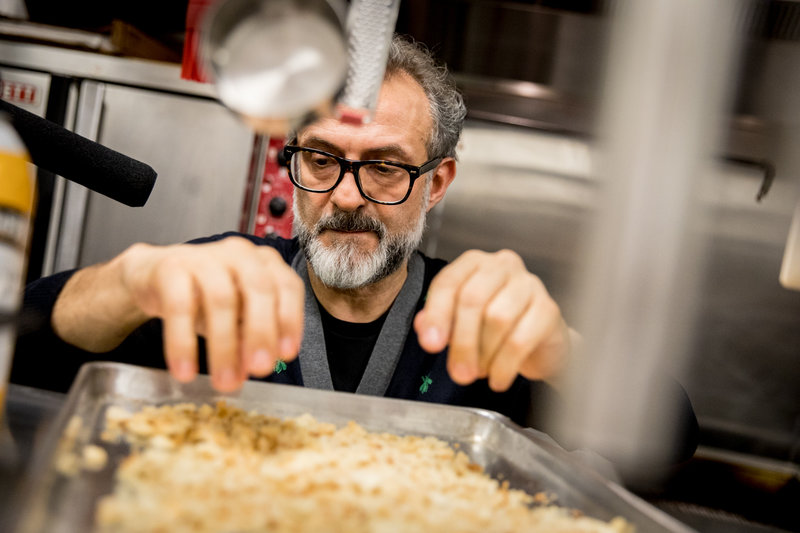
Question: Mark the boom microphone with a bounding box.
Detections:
[0,99,157,207]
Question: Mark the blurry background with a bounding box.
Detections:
[1,1,798,531]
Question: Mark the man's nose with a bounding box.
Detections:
[330,169,365,210]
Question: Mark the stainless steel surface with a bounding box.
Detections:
[650,503,792,533]
[411,5,771,169]
[53,80,104,272]
[0,40,214,98]
[14,362,696,533]
[0,39,257,269]
[455,73,592,136]
[41,80,77,277]
[77,84,254,266]
[0,19,114,53]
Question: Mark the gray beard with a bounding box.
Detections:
[293,192,429,290]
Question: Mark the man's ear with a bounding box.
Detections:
[427,158,456,212]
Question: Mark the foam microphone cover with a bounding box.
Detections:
[0,99,157,207]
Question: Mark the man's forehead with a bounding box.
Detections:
[297,73,432,157]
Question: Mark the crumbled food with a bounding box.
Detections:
[54,416,83,476]
[96,401,633,533]
[54,449,80,477]
[54,416,111,475]
[81,444,109,471]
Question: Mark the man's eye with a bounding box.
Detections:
[311,156,334,167]
[373,164,401,176]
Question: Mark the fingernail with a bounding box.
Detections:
[252,349,272,371]
[452,363,473,383]
[218,368,238,390]
[424,327,442,346]
[279,337,295,358]
[173,360,194,382]
[488,376,505,392]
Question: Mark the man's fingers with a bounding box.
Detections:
[416,251,483,353]
[240,286,278,377]
[272,257,304,362]
[129,237,305,392]
[421,249,539,389]
[194,264,243,392]
[236,254,278,377]
[447,265,510,384]
[478,274,535,374]
[222,242,303,378]
[487,295,562,392]
[157,267,198,383]
[236,256,303,374]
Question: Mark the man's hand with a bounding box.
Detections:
[53,237,304,392]
[414,249,570,392]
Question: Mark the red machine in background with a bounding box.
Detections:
[239,136,294,239]
[181,0,214,83]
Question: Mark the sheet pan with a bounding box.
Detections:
[14,362,696,532]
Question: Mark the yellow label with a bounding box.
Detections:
[0,386,6,421]
[0,149,35,214]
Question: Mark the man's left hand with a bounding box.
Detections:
[414,249,570,392]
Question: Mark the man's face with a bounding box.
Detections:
[293,72,444,290]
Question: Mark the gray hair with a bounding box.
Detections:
[385,35,466,160]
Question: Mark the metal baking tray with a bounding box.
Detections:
[14,362,696,533]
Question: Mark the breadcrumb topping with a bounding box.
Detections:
[95,402,632,533]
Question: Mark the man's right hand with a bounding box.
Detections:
[52,237,305,392]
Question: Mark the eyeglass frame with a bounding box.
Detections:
[279,145,443,205]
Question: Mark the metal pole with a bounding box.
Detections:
[555,0,746,482]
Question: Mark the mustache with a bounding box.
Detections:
[315,210,386,239]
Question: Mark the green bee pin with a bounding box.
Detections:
[419,375,433,394]
[274,359,287,374]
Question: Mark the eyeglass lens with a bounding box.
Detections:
[290,150,410,203]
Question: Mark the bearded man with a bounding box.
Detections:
[12,36,696,460]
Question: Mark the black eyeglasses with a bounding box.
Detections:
[280,145,442,205]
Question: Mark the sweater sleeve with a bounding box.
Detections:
[10,234,298,393]
[11,270,91,392]
[11,269,175,393]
